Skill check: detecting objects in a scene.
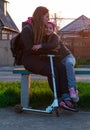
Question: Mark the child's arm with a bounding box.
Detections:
[41,34,59,50]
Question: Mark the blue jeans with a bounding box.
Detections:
[61,54,77,90]
[58,93,71,103]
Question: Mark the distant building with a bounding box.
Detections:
[0,0,19,66]
[0,0,19,40]
[58,15,90,59]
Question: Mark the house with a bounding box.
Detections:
[0,0,19,40]
[0,0,19,66]
[59,15,90,38]
[58,15,90,59]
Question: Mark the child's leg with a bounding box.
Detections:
[61,54,76,89]
[61,54,79,102]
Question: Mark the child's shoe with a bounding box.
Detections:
[59,100,79,112]
[59,101,65,107]
[73,90,79,102]
[69,88,79,102]
[69,88,77,99]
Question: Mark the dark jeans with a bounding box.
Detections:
[23,55,69,99]
[40,62,69,98]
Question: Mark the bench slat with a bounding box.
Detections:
[13,68,90,75]
[75,68,90,74]
[13,68,31,74]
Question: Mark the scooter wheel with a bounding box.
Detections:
[14,104,23,113]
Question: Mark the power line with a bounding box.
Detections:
[50,17,76,20]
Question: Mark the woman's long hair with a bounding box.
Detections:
[31,6,49,44]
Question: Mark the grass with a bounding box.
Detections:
[0,81,90,110]
[0,82,20,107]
[77,82,90,110]
[75,59,90,67]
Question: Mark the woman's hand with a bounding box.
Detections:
[32,44,42,51]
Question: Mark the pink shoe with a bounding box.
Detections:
[69,88,77,99]
[73,90,79,102]
[59,100,79,112]
[59,101,65,107]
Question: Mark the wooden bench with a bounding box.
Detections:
[13,67,90,108]
[13,67,32,108]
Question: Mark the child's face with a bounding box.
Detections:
[45,23,54,35]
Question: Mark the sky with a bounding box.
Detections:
[7,0,90,31]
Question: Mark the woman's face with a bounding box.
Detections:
[43,12,49,25]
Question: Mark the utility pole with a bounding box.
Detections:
[50,13,75,31]
[54,13,57,26]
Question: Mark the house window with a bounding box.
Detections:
[0,33,10,40]
[2,33,8,39]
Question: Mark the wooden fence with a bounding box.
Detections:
[63,37,90,59]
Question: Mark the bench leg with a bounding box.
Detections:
[21,74,31,108]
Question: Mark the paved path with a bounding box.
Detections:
[0,107,90,130]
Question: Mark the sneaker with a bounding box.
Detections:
[59,101,66,110]
[73,90,79,102]
[64,100,73,107]
[59,100,79,112]
[59,101,65,107]
[69,88,77,99]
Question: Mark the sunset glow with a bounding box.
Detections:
[7,0,90,31]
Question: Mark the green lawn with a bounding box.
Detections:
[0,81,90,110]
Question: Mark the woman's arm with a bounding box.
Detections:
[41,34,59,50]
[32,34,59,51]
[21,24,34,51]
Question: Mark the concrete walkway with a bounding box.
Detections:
[0,107,90,130]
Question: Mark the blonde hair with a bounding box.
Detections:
[31,6,49,44]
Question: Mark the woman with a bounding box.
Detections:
[21,6,77,111]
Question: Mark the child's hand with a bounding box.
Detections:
[32,44,42,51]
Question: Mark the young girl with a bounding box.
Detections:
[33,21,79,103]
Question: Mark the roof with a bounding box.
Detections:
[60,15,90,33]
[0,7,19,32]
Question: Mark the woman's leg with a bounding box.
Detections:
[40,61,70,99]
[55,62,69,95]
[40,64,61,98]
